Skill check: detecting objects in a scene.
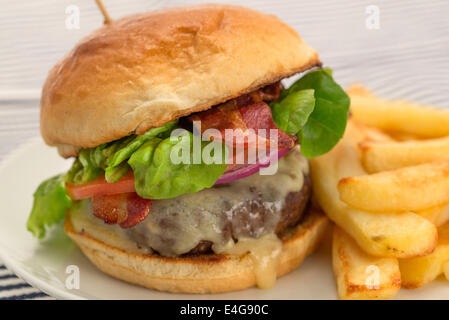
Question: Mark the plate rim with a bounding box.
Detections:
[0,137,85,300]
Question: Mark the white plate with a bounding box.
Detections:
[0,138,448,300]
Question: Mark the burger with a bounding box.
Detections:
[27,4,349,293]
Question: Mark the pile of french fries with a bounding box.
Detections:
[311,84,449,299]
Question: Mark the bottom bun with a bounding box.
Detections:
[65,205,329,294]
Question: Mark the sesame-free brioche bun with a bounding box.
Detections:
[65,205,329,294]
[40,4,321,157]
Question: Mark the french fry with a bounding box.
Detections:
[338,88,449,295]
[347,84,449,138]
[417,203,449,227]
[351,121,394,144]
[388,132,421,141]
[338,160,449,212]
[437,205,449,226]
[400,223,449,288]
[335,120,392,165]
[333,227,401,300]
[310,123,438,258]
[360,136,449,173]
[444,261,449,282]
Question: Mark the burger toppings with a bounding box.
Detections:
[239,102,296,148]
[189,100,296,150]
[27,68,350,239]
[66,172,135,200]
[65,120,180,185]
[92,192,152,228]
[275,68,350,157]
[77,147,311,257]
[27,175,73,239]
[189,82,295,150]
[215,147,292,185]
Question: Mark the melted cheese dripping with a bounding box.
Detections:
[214,233,283,289]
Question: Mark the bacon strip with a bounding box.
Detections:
[235,82,283,107]
[190,100,247,139]
[92,192,152,228]
[239,102,295,149]
[189,82,294,150]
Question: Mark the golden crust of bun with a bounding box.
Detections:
[64,206,329,294]
[40,4,320,157]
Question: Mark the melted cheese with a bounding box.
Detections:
[69,200,149,254]
[214,233,283,289]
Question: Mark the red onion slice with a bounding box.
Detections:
[215,148,292,185]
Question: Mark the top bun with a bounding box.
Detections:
[40,4,320,157]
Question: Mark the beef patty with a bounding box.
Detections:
[127,147,311,257]
[185,175,311,255]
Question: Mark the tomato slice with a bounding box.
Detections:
[66,171,135,200]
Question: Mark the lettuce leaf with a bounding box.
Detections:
[273,69,350,158]
[66,120,178,184]
[270,89,315,135]
[107,120,178,168]
[72,149,104,184]
[292,69,350,158]
[26,174,72,238]
[128,132,228,199]
[105,162,130,183]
